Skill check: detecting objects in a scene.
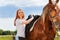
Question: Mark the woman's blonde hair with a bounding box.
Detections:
[14,9,24,26]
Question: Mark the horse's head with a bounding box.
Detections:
[48,9,60,27]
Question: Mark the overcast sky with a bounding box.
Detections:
[0,0,60,31]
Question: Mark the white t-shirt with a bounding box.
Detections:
[16,19,25,38]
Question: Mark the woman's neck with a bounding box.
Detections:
[20,17,24,19]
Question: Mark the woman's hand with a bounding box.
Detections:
[22,15,34,25]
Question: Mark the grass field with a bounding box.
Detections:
[0,35,13,40]
[0,35,60,40]
[54,36,60,40]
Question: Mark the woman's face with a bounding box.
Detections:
[51,0,57,5]
[18,10,24,18]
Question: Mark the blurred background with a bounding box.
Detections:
[0,0,60,40]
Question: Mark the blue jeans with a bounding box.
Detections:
[15,35,25,40]
[15,35,19,40]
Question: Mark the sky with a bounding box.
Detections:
[0,0,60,31]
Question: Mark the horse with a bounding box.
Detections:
[25,7,60,40]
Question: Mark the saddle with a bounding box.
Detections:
[25,15,40,37]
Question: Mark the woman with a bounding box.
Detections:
[14,9,34,40]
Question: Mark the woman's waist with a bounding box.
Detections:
[16,33,25,38]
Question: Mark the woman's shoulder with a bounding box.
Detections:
[16,18,20,20]
[16,19,23,24]
[16,18,22,22]
[16,18,25,21]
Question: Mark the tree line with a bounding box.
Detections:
[0,29,17,35]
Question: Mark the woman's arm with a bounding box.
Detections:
[22,16,34,24]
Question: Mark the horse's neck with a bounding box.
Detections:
[39,16,44,24]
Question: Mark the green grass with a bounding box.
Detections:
[0,35,60,40]
[54,37,60,40]
[54,32,60,40]
[0,35,13,40]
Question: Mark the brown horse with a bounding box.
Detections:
[26,5,60,40]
